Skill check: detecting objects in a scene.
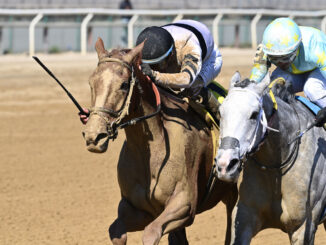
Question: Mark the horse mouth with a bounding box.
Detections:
[83,132,109,153]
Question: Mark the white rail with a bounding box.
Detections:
[251,13,262,49]
[81,13,94,55]
[0,8,326,55]
[28,13,43,56]
[128,14,139,49]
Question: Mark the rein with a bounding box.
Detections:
[250,102,301,171]
[230,86,278,162]
[89,57,161,140]
[244,80,301,171]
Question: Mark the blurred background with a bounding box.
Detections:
[2,2,326,245]
[0,0,326,55]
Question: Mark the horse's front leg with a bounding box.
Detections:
[142,188,192,245]
[222,184,238,245]
[289,220,317,245]
[168,228,189,245]
[231,202,262,245]
[109,198,153,245]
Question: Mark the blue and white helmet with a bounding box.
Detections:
[262,17,302,56]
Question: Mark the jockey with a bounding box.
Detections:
[249,17,326,127]
[137,19,223,120]
[79,19,223,124]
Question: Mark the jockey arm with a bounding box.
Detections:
[249,44,271,83]
[152,52,202,90]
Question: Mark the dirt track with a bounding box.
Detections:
[0,49,325,244]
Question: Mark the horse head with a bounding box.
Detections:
[83,37,145,153]
[216,72,271,182]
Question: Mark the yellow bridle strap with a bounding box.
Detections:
[267,77,285,111]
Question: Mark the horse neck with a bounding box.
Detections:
[123,72,163,145]
[255,95,300,166]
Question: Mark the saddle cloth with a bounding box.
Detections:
[207,81,228,105]
[295,96,321,115]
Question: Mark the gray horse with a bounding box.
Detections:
[215,72,326,244]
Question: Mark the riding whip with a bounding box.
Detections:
[33,56,89,116]
[287,122,316,145]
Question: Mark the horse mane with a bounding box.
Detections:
[234,78,296,104]
[271,81,296,104]
[234,78,254,88]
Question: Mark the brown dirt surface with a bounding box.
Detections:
[0,49,325,244]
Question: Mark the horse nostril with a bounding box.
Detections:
[227,158,239,171]
[95,132,109,143]
[217,166,222,172]
[82,131,86,139]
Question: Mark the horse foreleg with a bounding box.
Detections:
[289,221,317,245]
[142,191,192,245]
[231,203,261,245]
[222,184,238,245]
[168,228,189,245]
[109,198,153,245]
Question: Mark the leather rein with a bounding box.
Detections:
[89,57,161,140]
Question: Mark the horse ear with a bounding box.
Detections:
[124,41,145,64]
[256,72,271,94]
[95,37,107,59]
[230,71,241,88]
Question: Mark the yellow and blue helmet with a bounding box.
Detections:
[262,17,302,56]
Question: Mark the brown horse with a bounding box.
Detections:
[82,37,237,245]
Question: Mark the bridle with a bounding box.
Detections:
[228,86,278,162]
[236,80,300,171]
[89,57,161,140]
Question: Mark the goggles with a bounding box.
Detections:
[268,50,297,64]
[141,45,173,65]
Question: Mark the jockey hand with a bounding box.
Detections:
[79,108,89,125]
[315,107,326,127]
[254,44,271,68]
[141,63,156,82]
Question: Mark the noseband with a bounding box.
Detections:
[89,57,161,140]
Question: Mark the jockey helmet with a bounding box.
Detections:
[262,17,302,57]
[136,26,174,64]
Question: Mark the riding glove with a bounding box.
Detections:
[141,63,156,82]
[249,44,271,83]
[315,107,326,127]
[254,44,271,67]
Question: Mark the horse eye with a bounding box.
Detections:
[250,111,259,120]
[120,81,129,91]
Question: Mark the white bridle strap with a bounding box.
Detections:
[261,110,279,132]
[230,88,279,132]
[230,88,279,153]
